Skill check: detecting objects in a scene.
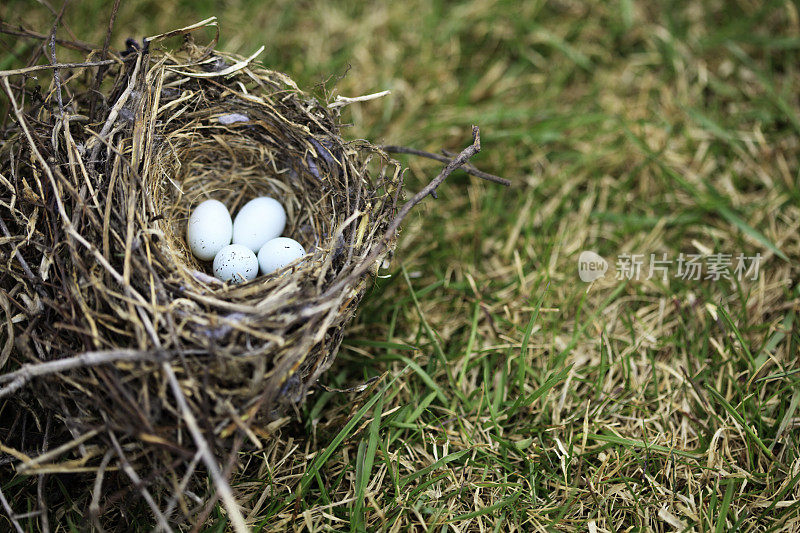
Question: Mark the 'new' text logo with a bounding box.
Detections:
[578,251,608,282]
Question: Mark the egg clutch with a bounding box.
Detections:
[186,197,306,284]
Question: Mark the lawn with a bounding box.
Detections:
[1,0,799,531]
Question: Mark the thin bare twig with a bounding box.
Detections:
[107,430,173,532]
[89,450,115,530]
[89,0,122,121]
[36,413,51,533]
[381,144,510,186]
[0,59,121,78]
[162,363,249,533]
[0,349,164,398]
[34,0,81,44]
[48,9,66,119]
[188,434,245,533]
[324,126,484,298]
[0,22,95,52]
[0,484,25,533]
[160,450,203,530]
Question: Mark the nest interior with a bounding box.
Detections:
[1,27,406,525]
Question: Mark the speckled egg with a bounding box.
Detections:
[213,244,259,284]
[186,199,233,261]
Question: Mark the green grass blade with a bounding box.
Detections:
[517,281,549,389]
[507,364,572,416]
[398,449,470,490]
[351,390,384,532]
[582,432,703,459]
[714,479,737,533]
[292,372,401,504]
[402,266,456,386]
[447,489,523,522]
[716,304,755,370]
[713,203,789,262]
[704,384,778,463]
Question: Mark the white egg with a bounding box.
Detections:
[187,199,233,261]
[232,197,286,252]
[213,244,259,284]
[257,238,306,275]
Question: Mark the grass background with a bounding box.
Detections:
[2,0,800,530]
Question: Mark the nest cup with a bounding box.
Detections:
[148,49,401,405]
[1,31,404,526]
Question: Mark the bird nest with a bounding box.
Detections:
[0,19,496,530]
